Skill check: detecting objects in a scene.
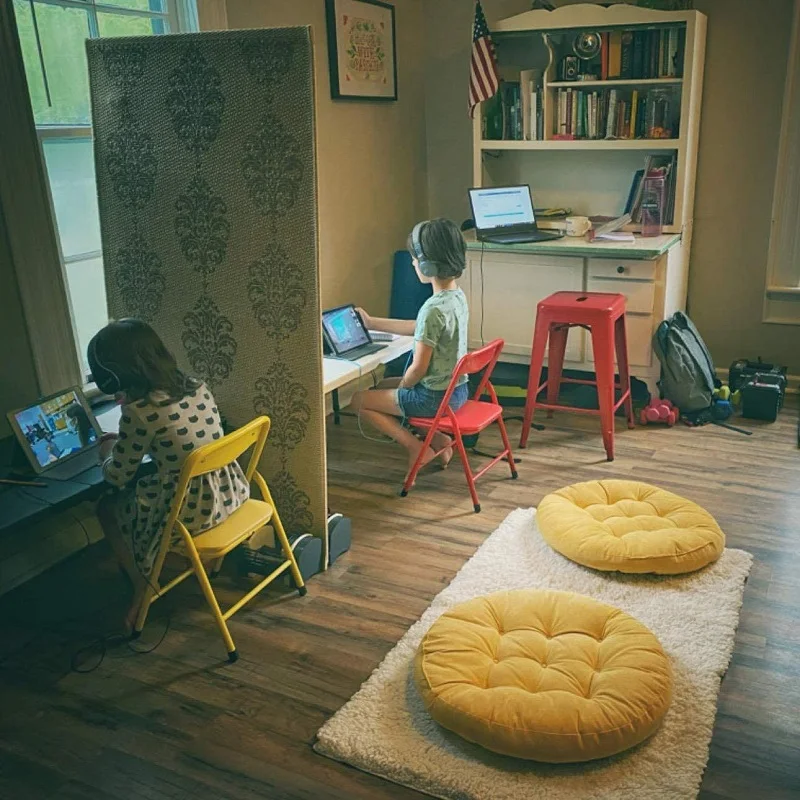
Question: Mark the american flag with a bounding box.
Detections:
[469,1,499,118]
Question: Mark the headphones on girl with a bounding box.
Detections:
[88,332,123,396]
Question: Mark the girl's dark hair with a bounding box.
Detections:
[66,403,93,447]
[406,218,467,279]
[87,319,199,402]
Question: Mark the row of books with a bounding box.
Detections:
[624,155,677,225]
[483,76,544,141]
[554,87,679,141]
[599,27,685,81]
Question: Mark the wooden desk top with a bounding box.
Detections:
[464,231,681,260]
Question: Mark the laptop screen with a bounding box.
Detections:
[322,305,370,355]
[10,388,100,471]
[469,185,536,231]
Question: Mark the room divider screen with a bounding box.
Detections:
[87,28,328,558]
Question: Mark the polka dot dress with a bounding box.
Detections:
[103,383,249,575]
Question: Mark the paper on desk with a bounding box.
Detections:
[593,232,636,242]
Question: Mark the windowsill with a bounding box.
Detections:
[766,285,800,297]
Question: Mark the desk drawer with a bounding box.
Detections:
[589,258,657,281]
[587,277,655,314]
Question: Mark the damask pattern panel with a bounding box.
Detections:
[87,29,326,552]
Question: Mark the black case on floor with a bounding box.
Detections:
[740,377,784,422]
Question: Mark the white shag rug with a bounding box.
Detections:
[315,509,753,800]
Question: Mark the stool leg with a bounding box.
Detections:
[520,313,550,448]
[614,315,635,430]
[591,320,616,461]
[546,323,568,417]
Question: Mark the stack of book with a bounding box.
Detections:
[554,87,678,140]
[483,71,544,141]
[601,27,685,81]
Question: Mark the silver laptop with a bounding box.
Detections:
[468,184,563,244]
[7,386,104,480]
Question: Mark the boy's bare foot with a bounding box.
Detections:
[431,432,454,468]
[405,443,437,487]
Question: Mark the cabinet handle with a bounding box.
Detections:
[616,265,626,274]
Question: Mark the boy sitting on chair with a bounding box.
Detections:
[352,218,469,478]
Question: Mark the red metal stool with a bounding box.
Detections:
[519,291,635,461]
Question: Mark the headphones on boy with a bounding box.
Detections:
[411,221,448,279]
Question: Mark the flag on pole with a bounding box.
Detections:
[469,0,500,118]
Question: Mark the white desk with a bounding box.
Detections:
[323,335,415,423]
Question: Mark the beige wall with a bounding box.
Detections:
[424,0,799,373]
[220,0,428,316]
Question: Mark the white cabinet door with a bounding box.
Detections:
[586,313,654,368]
[465,251,584,361]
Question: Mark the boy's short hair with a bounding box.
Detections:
[407,218,466,279]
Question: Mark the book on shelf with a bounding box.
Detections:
[520,69,543,140]
[624,154,677,225]
[575,27,685,83]
[553,85,678,141]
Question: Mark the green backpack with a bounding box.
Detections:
[653,312,717,413]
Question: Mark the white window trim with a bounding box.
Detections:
[764,0,800,324]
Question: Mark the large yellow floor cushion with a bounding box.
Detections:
[415,589,672,763]
[538,479,725,574]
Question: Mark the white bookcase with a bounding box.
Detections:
[473,3,707,237]
[464,4,708,393]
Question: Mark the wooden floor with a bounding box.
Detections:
[1,409,799,799]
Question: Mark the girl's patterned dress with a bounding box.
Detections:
[103,383,249,574]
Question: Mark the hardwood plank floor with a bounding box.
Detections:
[1,409,799,799]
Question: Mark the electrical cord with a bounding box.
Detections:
[479,241,486,347]
[9,483,171,673]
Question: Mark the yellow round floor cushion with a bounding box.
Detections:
[538,480,725,574]
[415,590,672,762]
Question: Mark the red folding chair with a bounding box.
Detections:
[401,339,518,513]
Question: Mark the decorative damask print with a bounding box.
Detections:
[241,114,304,217]
[166,45,225,157]
[105,113,156,209]
[253,363,310,451]
[114,233,165,320]
[182,295,237,387]
[96,42,148,93]
[247,244,307,338]
[239,38,295,95]
[174,175,230,275]
[268,469,313,533]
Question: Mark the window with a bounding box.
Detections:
[764,0,800,324]
[12,0,197,375]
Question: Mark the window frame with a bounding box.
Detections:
[18,0,197,384]
[763,0,800,324]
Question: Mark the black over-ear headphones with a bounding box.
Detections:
[411,221,447,279]
[89,334,123,396]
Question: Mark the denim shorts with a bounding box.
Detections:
[397,382,469,419]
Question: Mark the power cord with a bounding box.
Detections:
[10,484,171,673]
[479,241,486,347]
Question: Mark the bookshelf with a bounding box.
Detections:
[473,3,707,236]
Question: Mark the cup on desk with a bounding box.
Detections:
[565,216,592,237]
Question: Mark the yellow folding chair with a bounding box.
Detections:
[131,416,306,662]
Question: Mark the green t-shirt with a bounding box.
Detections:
[414,288,469,391]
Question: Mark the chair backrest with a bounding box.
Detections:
[428,339,505,419]
[148,416,272,584]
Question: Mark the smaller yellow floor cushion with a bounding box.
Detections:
[538,480,725,574]
[415,590,672,763]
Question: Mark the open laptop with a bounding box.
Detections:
[322,304,387,361]
[468,185,563,244]
[7,386,105,480]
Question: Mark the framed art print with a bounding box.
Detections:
[325,0,397,100]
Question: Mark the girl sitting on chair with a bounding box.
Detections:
[89,319,250,631]
[352,218,469,477]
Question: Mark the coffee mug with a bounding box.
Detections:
[565,216,591,237]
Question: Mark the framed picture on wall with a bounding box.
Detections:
[325,0,397,101]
